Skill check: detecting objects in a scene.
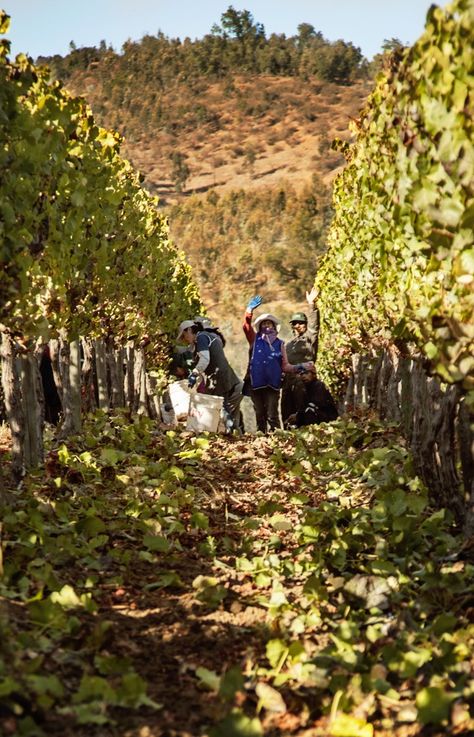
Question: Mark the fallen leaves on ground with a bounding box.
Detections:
[0,410,473,736]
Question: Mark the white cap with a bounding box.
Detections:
[176,320,196,341]
[253,313,281,333]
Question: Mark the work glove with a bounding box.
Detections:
[296,361,314,374]
[187,372,198,388]
[246,295,262,312]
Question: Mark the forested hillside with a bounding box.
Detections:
[38,7,373,201]
[38,7,373,336]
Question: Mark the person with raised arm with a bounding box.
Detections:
[281,285,320,427]
[243,296,313,433]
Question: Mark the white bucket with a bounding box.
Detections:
[186,392,224,433]
[168,380,191,419]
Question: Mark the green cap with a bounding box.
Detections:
[289,312,308,323]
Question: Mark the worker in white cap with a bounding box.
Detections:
[176,320,243,432]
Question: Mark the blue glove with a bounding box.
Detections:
[295,364,306,374]
[246,295,262,311]
[188,373,198,388]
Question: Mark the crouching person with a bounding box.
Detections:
[287,367,338,428]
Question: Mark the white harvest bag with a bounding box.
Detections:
[168,380,191,419]
[186,392,224,433]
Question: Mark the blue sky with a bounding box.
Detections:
[4,0,442,62]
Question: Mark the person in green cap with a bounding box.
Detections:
[281,286,320,427]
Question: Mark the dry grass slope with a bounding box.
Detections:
[63,67,372,366]
[64,72,371,203]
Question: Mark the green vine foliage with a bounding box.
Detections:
[0,11,201,362]
[315,0,473,393]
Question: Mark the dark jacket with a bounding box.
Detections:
[295,378,338,427]
[285,305,320,365]
[196,331,240,396]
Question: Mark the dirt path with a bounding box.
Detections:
[90,435,326,737]
[2,418,472,737]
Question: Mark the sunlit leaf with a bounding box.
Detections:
[330,713,373,737]
[50,585,82,610]
[209,709,263,737]
[255,682,286,713]
[196,666,221,692]
[416,687,452,724]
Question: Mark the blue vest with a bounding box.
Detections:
[250,335,283,390]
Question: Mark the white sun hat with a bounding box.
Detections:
[176,319,197,341]
[253,313,281,333]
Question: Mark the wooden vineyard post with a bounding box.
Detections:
[58,336,82,437]
[94,339,109,410]
[125,344,135,411]
[1,332,26,477]
[19,348,44,468]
